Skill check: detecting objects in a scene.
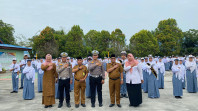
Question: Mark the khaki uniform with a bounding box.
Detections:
[73,65,88,104]
[107,63,123,104]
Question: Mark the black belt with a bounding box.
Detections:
[75,79,80,81]
[109,77,120,80]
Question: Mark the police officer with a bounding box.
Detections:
[57,52,73,108]
[88,50,105,107]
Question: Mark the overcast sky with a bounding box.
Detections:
[0,0,197,44]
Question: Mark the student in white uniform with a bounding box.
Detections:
[19,54,28,89]
[22,59,35,100]
[9,58,20,93]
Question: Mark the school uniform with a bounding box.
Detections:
[22,65,35,100]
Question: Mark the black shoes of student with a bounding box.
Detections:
[48,105,52,107]
[99,103,103,107]
[58,103,63,108]
[19,87,23,89]
[175,96,182,99]
[81,104,86,107]
[91,104,95,107]
[117,104,122,108]
[124,94,128,98]
[67,103,71,108]
[10,91,15,93]
[120,94,124,98]
[10,91,18,93]
[44,105,48,108]
[109,104,115,107]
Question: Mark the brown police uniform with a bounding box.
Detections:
[107,63,123,104]
[73,65,88,105]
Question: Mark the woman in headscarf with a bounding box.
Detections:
[157,57,165,89]
[41,54,58,108]
[185,55,197,93]
[22,59,35,100]
[124,53,143,107]
[146,55,160,98]
[172,59,183,99]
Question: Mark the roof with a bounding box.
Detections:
[0,44,32,51]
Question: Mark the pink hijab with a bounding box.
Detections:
[43,54,53,70]
[125,53,139,72]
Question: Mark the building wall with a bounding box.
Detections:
[0,49,24,70]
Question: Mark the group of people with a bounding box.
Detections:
[9,50,198,109]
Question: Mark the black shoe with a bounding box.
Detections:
[44,105,48,108]
[67,103,71,108]
[120,94,124,98]
[10,91,15,93]
[117,104,122,108]
[48,105,52,108]
[58,103,63,108]
[175,96,179,99]
[75,104,79,108]
[81,104,86,107]
[19,87,23,89]
[14,91,18,93]
[109,104,115,107]
[99,103,103,107]
[178,96,182,99]
[124,94,128,98]
[91,104,95,107]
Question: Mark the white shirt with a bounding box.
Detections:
[37,62,44,74]
[23,65,35,83]
[20,59,27,68]
[10,63,20,73]
[124,63,143,84]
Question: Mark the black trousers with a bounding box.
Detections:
[90,76,102,104]
[58,78,70,103]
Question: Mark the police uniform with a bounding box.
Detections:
[107,61,123,106]
[57,52,73,108]
[88,50,105,107]
[73,61,88,107]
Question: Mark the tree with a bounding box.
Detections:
[0,20,15,44]
[155,18,183,56]
[32,26,58,58]
[110,29,126,56]
[181,29,198,55]
[65,25,85,58]
[129,30,159,57]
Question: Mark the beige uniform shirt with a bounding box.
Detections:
[88,60,105,79]
[56,62,72,79]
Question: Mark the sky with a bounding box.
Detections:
[0,0,198,44]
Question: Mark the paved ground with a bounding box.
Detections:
[0,71,198,111]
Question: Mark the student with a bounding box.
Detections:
[172,59,183,99]
[179,59,186,89]
[22,59,35,100]
[9,58,20,93]
[72,57,88,108]
[185,55,197,93]
[37,59,44,92]
[146,55,160,98]
[157,58,165,89]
